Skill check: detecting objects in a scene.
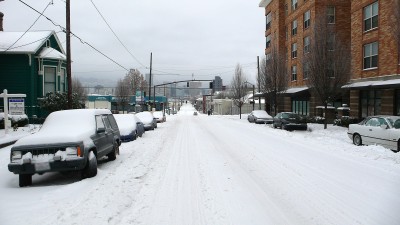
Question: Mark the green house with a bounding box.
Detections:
[0,31,67,118]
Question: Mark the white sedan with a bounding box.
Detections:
[347,115,400,152]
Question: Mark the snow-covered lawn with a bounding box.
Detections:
[0,104,399,225]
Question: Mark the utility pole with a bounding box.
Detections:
[257,56,261,110]
[66,0,72,109]
[148,52,152,111]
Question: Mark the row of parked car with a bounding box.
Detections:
[247,110,307,131]
[248,110,400,152]
[7,109,167,187]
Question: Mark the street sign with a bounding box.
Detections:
[9,99,25,115]
[136,91,142,103]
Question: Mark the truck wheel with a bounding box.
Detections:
[82,151,97,179]
[107,143,118,161]
[19,174,32,187]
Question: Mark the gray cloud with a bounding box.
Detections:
[1,0,265,86]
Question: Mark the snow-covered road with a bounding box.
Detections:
[1,104,400,225]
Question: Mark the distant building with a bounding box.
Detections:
[213,76,223,92]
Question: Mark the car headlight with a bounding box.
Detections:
[66,146,82,156]
[11,151,22,161]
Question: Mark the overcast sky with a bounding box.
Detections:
[1,0,265,86]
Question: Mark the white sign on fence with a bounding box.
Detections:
[9,99,25,115]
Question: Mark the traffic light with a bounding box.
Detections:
[187,82,189,87]
[209,81,213,89]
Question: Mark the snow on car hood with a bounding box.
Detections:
[14,109,102,147]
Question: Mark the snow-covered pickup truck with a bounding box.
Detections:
[8,109,121,187]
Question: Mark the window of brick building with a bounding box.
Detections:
[396,90,400,116]
[292,65,297,81]
[327,6,335,24]
[266,12,272,30]
[292,20,297,36]
[361,90,381,117]
[266,35,271,48]
[304,10,311,29]
[266,53,271,61]
[292,43,297,58]
[363,42,378,69]
[285,4,288,15]
[304,36,310,53]
[291,0,298,11]
[292,100,309,115]
[364,1,378,31]
[303,62,310,79]
[285,26,288,40]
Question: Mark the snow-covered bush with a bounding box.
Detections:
[333,116,359,127]
[0,113,29,129]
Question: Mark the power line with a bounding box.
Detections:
[90,0,147,68]
[18,0,130,72]
[3,1,53,52]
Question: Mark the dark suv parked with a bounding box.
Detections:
[8,109,121,187]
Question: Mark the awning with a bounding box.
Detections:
[342,78,400,89]
[285,87,309,94]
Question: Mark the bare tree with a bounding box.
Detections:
[72,77,87,107]
[304,13,351,129]
[259,48,288,116]
[230,64,248,119]
[124,69,148,94]
[115,78,131,113]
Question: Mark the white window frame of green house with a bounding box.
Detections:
[304,10,311,29]
[291,65,297,81]
[327,6,335,24]
[266,12,272,30]
[266,34,271,48]
[44,66,57,95]
[292,43,297,59]
[60,68,66,93]
[291,0,298,11]
[363,42,378,70]
[304,36,310,53]
[292,20,298,36]
[364,1,378,32]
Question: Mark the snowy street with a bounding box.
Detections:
[1,104,400,225]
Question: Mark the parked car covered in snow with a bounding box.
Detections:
[8,109,121,187]
[153,111,166,123]
[348,115,400,152]
[136,111,157,130]
[247,110,273,124]
[114,114,139,142]
[273,112,307,131]
[132,114,145,137]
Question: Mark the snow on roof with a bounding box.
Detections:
[342,78,400,88]
[0,31,62,54]
[38,47,66,60]
[285,87,309,94]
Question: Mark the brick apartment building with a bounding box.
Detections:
[259,0,400,119]
[345,0,400,118]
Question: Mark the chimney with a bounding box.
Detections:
[0,12,3,31]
